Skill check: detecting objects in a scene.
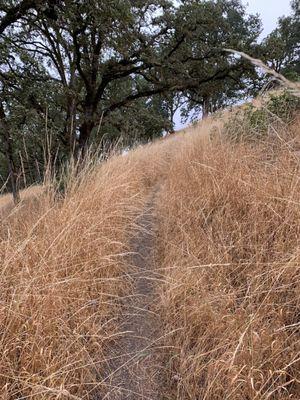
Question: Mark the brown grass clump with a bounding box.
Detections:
[0,154,156,399]
[155,120,300,399]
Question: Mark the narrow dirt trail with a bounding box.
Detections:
[102,191,164,399]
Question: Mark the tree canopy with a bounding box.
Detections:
[261,0,299,80]
[0,0,297,202]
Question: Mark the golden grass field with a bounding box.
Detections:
[0,100,299,399]
[156,117,300,399]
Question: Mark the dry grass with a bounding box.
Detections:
[155,118,300,399]
[0,185,44,212]
[0,153,162,399]
[0,96,299,399]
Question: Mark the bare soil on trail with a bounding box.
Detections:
[102,192,165,400]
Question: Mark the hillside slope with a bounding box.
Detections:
[0,97,299,399]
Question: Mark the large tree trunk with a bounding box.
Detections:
[0,104,20,204]
[78,120,95,158]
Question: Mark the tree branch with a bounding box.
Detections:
[103,67,233,117]
[0,0,38,35]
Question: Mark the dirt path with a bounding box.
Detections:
[102,192,164,399]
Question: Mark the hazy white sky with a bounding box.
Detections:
[242,0,292,38]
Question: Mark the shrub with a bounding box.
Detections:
[224,91,300,141]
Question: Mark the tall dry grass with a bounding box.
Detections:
[155,118,300,399]
[0,93,299,399]
[0,151,162,399]
[0,185,43,214]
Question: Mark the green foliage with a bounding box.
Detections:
[268,91,300,121]
[92,95,170,148]
[224,91,300,142]
[0,1,262,152]
[260,4,300,80]
[179,0,261,120]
